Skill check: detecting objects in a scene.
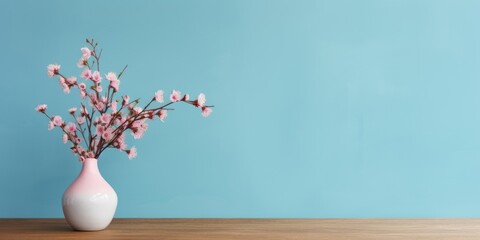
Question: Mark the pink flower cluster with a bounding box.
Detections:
[37,38,214,162]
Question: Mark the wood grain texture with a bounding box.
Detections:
[1,219,480,240]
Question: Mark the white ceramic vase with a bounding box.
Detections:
[62,158,117,231]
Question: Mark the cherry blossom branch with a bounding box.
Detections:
[87,39,101,72]
[41,112,78,150]
[41,39,214,161]
[105,64,127,113]
[77,126,88,148]
[96,100,176,157]
[118,64,128,79]
[71,111,88,146]
[95,99,154,157]
[102,64,127,114]
[81,103,93,151]
[93,96,140,157]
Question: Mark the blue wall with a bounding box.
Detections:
[2,0,480,217]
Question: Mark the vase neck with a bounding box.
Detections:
[82,158,100,174]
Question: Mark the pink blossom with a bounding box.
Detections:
[201,107,213,117]
[62,134,68,144]
[127,147,137,160]
[101,96,107,103]
[197,93,206,107]
[158,109,167,122]
[117,134,127,150]
[96,125,105,136]
[35,104,47,112]
[106,72,120,92]
[138,120,148,129]
[110,101,117,113]
[47,64,60,77]
[52,116,64,126]
[134,130,147,140]
[68,107,77,114]
[182,94,190,101]
[106,72,118,82]
[100,113,112,124]
[81,47,91,59]
[89,92,98,105]
[76,137,82,144]
[59,77,70,94]
[66,76,77,85]
[79,83,87,99]
[65,122,76,133]
[63,86,70,94]
[92,71,102,83]
[76,116,86,125]
[133,107,142,114]
[79,84,87,98]
[48,121,54,130]
[122,95,130,106]
[96,85,103,92]
[95,102,105,111]
[170,90,181,102]
[77,57,87,68]
[110,79,120,92]
[146,112,154,119]
[79,156,85,163]
[119,135,127,148]
[81,69,92,79]
[102,128,114,141]
[131,120,148,139]
[154,90,164,103]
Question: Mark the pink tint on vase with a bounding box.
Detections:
[62,158,117,231]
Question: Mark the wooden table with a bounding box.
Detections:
[1,219,480,239]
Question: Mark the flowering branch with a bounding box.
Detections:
[37,39,214,162]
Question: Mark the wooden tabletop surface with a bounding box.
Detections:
[1,218,480,240]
